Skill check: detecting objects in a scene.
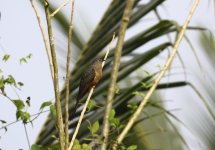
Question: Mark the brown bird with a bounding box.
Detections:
[73,58,103,117]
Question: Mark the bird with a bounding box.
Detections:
[72,58,103,118]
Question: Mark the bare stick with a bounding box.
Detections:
[102,33,115,68]
[30,0,54,80]
[43,0,65,149]
[65,0,75,149]
[68,33,115,150]
[68,86,94,150]
[24,124,31,150]
[101,1,135,150]
[50,0,70,17]
[112,0,199,149]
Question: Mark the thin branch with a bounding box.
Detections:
[43,0,65,149]
[68,86,95,150]
[65,0,75,149]
[0,110,49,130]
[24,124,31,150]
[101,0,135,150]
[102,33,115,68]
[50,0,70,17]
[0,92,15,105]
[30,0,54,80]
[113,0,200,149]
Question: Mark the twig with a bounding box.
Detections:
[102,33,115,68]
[50,0,70,17]
[43,0,65,149]
[30,0,54,80]
[101,0,135,150]
[112,0,199,149]
[68,86,95,150]
[24,124,31,150]
[68,33,115,150]
[65,0,75,149]
[0,110,49,130]
[0,92,15,105]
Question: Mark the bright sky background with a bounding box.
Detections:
[0,0,214,149]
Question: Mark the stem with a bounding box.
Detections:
[68,87,95,150]
[30,0,54,81]
[113,0,199,149]
[50,0,70,17]
[24,124,31,150]
[101,0,135,150]
[65,0,75,149]
[0,110,50,130]
[43,1,65,149]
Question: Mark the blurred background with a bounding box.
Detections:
[0,0,215,149]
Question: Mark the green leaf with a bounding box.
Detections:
[115,85,120,94]
[89,121,99,134]
[111,118,120,128]
[20,57,27,64]
[40,101,52,110]
[87,99,94,112]
[127,104,138,113]
[18,82,24,87]
[2,54,10,62]
[31,144,44,150]
[6,75,16,85]
[13,100,25,110]
[109,109,120,127]
[49,144,59,150]
[51,135,57,140]
[16,110,30,123]
[131,91,145,97]
[119,145,126,150]
[127,145,137,150]
[141,82,152,89]
[27,53,32,59]
[0,78,4,88]
[50,104,56,116]
[82,144,92,150]
[16,110,23,120]
[72,139,81,150]
[0,119,6,124]
[21,112,30,123]
[109,109,116,121]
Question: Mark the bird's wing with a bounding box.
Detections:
[77,67,95,101]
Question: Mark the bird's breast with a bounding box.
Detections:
[92,67,102,86]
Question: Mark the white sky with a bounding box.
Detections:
[0,0,214,149]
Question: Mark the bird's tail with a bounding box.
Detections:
[71,95,81,119]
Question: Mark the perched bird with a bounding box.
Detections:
[73,58,103,117]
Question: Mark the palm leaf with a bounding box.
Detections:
[35,1,211,149]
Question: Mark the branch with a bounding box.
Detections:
[102,33,115,68]
[30,0,54,80]
[0,110,49,130]
[112,0,200,149]
[50,0,70,17]
[43,1,65,149]
[68,86,95,150]
[24,124,31,150]
[65,0,75,149]
[100,0,135,150]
